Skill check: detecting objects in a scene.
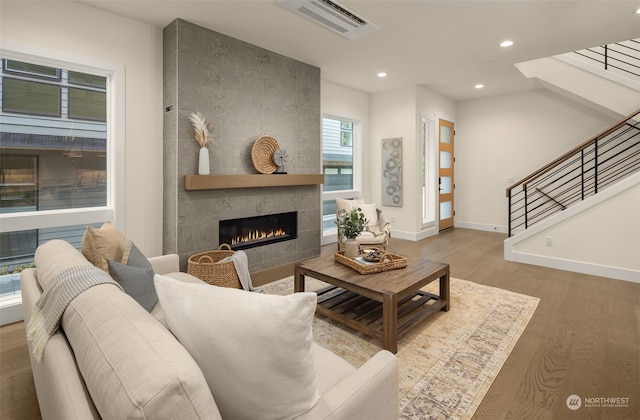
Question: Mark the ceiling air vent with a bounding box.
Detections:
[277,0,380,40]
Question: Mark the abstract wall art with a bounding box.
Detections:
[381,137,402,207]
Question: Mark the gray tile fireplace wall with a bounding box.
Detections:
[163,19,322,272]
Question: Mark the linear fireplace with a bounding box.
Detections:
[219,212,298,250]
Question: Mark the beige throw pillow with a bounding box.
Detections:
[359,203,379,227]
[81,222,131,272]
[336,198,365,213]
[154,274,320,420]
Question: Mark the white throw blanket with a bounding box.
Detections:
[220,250,263,292]
[26,265,123,362]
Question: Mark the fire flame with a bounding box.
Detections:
[231,228,287,245]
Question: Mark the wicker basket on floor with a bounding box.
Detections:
[187,244,241,288]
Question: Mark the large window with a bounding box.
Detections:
[322,116,361,241]
[421,117,436,227]
[0,52,119,305]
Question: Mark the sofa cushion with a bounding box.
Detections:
[311,343,356,394]
[155,274,320,420]
[107,243,157,312]
[62,283,221,420]
[81,222,131,272]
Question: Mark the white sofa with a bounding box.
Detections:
[21,240,399,420]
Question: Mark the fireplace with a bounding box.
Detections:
[219,212,298,250]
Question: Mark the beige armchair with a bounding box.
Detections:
[336,199,391,252]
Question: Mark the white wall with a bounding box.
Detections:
[1,1,164,256]
[369,87,417,237]
[456,89,616,232]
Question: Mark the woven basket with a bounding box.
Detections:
[187,244,241,288]
[334,251,407,274]
[251,135,279,174]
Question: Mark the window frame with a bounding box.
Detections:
[420,116,437,228]
[321,114,362,245]
[0,49,125,311]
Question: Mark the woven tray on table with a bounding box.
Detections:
[334,250,407,274]
[187,244,241,288]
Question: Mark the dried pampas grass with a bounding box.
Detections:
[189,112,212,148]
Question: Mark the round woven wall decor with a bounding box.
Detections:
[251,135,279,174]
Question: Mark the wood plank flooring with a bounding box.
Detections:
[1,228,638,419]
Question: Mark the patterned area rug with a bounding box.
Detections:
[263,277,539,420]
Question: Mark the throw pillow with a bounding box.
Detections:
[81,221,131,272]
[107,243,157,312]
[359,203,379,227]
[154,274,320,420]
[336,197,365,213]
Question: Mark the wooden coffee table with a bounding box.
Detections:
[294,254,450,353]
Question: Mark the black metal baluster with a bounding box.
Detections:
[523,184,528,230]
[581,149,585,200]
[594,139,599,194]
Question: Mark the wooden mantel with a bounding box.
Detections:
[184,174,324,190]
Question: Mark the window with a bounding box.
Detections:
[321,116,361,242]
[421,117,436,227]
[0,52,120,307]
[340,121,353,146]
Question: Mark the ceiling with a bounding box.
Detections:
[78,0,640,100]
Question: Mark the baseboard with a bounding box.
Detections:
[390,229,436,241]
[456,221,508,234]
[509,251,640,284]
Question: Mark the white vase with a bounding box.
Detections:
[198,147,210,175]
[344,238,359,259]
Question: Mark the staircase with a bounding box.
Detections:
[506,108,640,237]
[503,40,640,283]
[504,109,640,283]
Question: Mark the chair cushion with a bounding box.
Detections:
[154,274,320,420]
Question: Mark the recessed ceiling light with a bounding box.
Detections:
[377,72,387,78]
[475,84,484,89]
[500,40,514,47]
[636,7,640,14]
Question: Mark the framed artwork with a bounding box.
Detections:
[381,137,402,206]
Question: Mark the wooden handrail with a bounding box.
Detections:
[506,107,640,197]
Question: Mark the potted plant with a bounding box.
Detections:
[336,207,368,259]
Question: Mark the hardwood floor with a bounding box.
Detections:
[1,228,638,419]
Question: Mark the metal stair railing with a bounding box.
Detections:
[573,39,640,78]
[506,108,640,237]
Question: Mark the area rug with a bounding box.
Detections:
[263,277,539,419]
